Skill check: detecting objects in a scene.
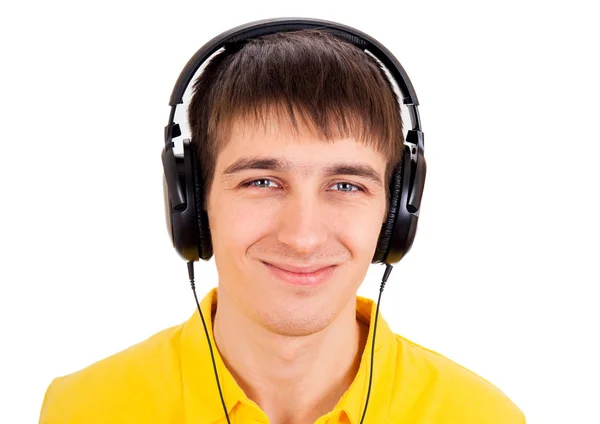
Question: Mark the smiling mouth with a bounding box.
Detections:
[261,261,338,286]
[262,261,336,274]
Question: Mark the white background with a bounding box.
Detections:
[1,1,598,423]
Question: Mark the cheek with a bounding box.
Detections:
[209,198,272,252]
[334,208,385,258]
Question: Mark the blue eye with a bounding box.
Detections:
[243,179,279,189]
[333,182,362,192]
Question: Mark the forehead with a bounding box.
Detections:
[216,115,387,175]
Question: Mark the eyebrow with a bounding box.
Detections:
[221,156,383,187]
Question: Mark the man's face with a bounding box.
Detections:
[206,115,388,337]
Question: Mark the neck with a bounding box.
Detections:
[212,286,369,424]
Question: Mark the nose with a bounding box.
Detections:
[276,189,329,256]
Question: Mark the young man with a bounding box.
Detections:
[39,27,526,423]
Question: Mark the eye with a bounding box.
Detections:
[330,182,364,193]
[241,178,281,189]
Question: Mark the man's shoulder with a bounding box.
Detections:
[39,319,189,423]
[387,333,526,423]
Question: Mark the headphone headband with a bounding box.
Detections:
[168,17,419,108]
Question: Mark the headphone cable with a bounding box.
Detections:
[188,261,393,424]
[359,263,392,424]
[188,261,232,424]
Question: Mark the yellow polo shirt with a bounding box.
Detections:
[39,288,525,423]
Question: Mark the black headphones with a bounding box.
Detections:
[162,17,426,266]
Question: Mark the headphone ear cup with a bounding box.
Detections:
[372,158,404,264]
[189,144,214,261]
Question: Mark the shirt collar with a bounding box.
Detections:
[180,287,396,424]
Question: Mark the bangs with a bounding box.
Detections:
[209,100,390,156]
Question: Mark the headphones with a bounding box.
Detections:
[162,17,426,266]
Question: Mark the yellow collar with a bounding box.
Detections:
[180,287,396,424]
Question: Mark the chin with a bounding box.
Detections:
[256,306,338,337]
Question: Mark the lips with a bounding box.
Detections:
[261,261,338,286]
[262,262,336,274]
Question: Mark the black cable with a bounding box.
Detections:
[188,261,393,424]
[187,261,232,424]
[359,263,393,424]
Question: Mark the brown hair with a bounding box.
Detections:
[188,29,404,215]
